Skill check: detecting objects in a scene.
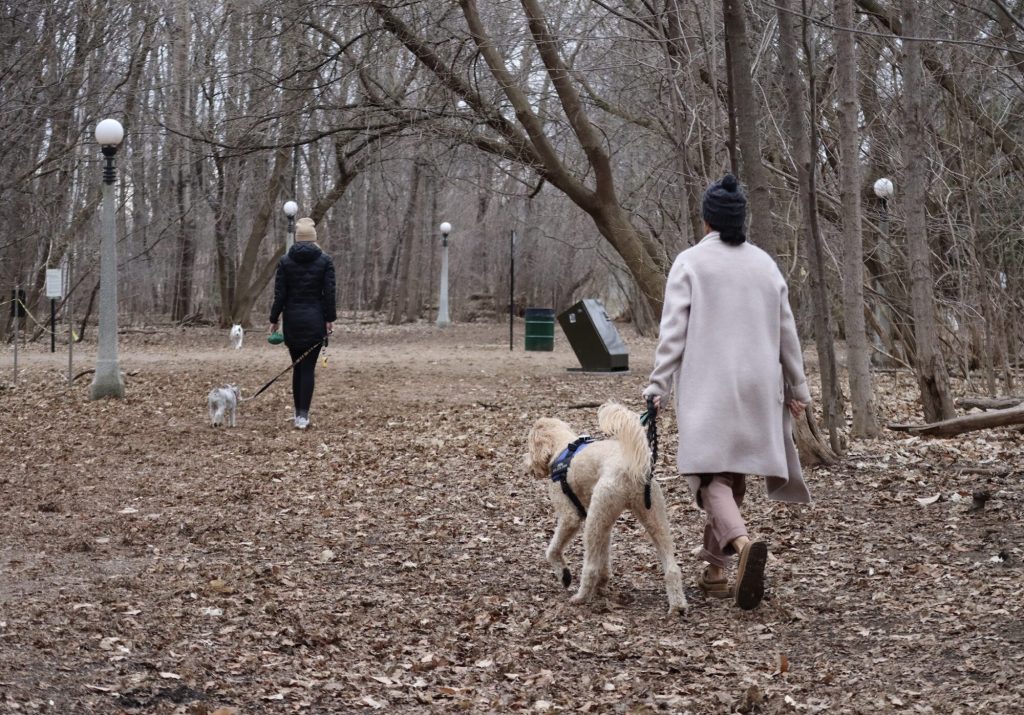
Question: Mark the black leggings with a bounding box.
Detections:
[288,343,322,417]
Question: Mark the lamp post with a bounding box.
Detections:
[90,118,125,400]
[872,177,895,281]
[509,229,516,351]
[278,201,298,334]
[872,177,895,365]
[873,177,894,231]
[436,221,452,327]
[283,200,298,250]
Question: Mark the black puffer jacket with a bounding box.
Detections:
[269,242,337,349]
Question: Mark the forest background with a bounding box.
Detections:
[3,4,1024,711]
[2,0,1023,436]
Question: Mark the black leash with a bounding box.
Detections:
[639,396,658,510]
[242,337,326,402]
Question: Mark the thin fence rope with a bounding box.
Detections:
[2,298,59,335]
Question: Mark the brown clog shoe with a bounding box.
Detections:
[734,540,768,610]
[697,566,732,599]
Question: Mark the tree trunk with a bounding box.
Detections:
[835,0,880,438]
[211,152,239,326]
[722,0,778,259]
[661,0,704,246]
[408,166,433,320]
[170,0,195,323]
[901,0,956,421]
[389,161,422,324]
[228,141,293,324]
[796,408,839,466]
[776,0,844,453]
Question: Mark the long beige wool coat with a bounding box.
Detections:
[644,232,812,504]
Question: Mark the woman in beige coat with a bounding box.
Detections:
[643,174,811,610]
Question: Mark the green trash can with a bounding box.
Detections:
[524,307,555,351]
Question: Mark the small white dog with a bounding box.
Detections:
[525,401,686,615]
[207,385,240,427]
[229,324,244,350]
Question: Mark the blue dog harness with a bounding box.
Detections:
[550,436,595,519]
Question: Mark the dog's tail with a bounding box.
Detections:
[597,401,651,489]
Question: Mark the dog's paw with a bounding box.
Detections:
[667,601,688,618]
[561,568,572,588]
[569,591,592,605]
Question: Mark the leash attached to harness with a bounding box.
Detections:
[242,336,326,402]
[550,436,595,519]
[639,396,658,510]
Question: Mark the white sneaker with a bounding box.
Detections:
[294,416,309,430]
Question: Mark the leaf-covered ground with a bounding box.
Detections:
[1,320,1021,714]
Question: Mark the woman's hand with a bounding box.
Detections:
[788,399,808,419]
[270,323,278,333]
[642,391,661,414]
[326,322,334,334]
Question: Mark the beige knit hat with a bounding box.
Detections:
[295,217,317,242]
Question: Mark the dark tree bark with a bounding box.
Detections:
[169,0,196,323]
[836,0,880,437]
[389,161,423,325]
[776,0,844,452]
[722,0,779,259]
[901,0,956,421]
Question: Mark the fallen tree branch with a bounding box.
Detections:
[889,404,1024,437]
[955,396,1024,411]
[175,312,203,327]
[73,368,140,383]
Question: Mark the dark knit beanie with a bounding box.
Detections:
[702,174,747,242]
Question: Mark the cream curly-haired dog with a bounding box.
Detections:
[526,401,686,615]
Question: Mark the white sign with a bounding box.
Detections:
[46,269,64,299]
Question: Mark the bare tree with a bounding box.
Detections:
[776,0,843,452]
[371,0,671,315]
[169,0,196,322]
[1,0,1020,410]
[836,0,880,437]
[900,0,956,421]
[723,0,779,259]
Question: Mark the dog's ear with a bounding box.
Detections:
[525,420,558,479]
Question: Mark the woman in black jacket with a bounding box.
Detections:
[269,217,337,429]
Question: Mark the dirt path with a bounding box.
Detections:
[1,321,1021,713]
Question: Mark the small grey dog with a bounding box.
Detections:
[207,385,241,427]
